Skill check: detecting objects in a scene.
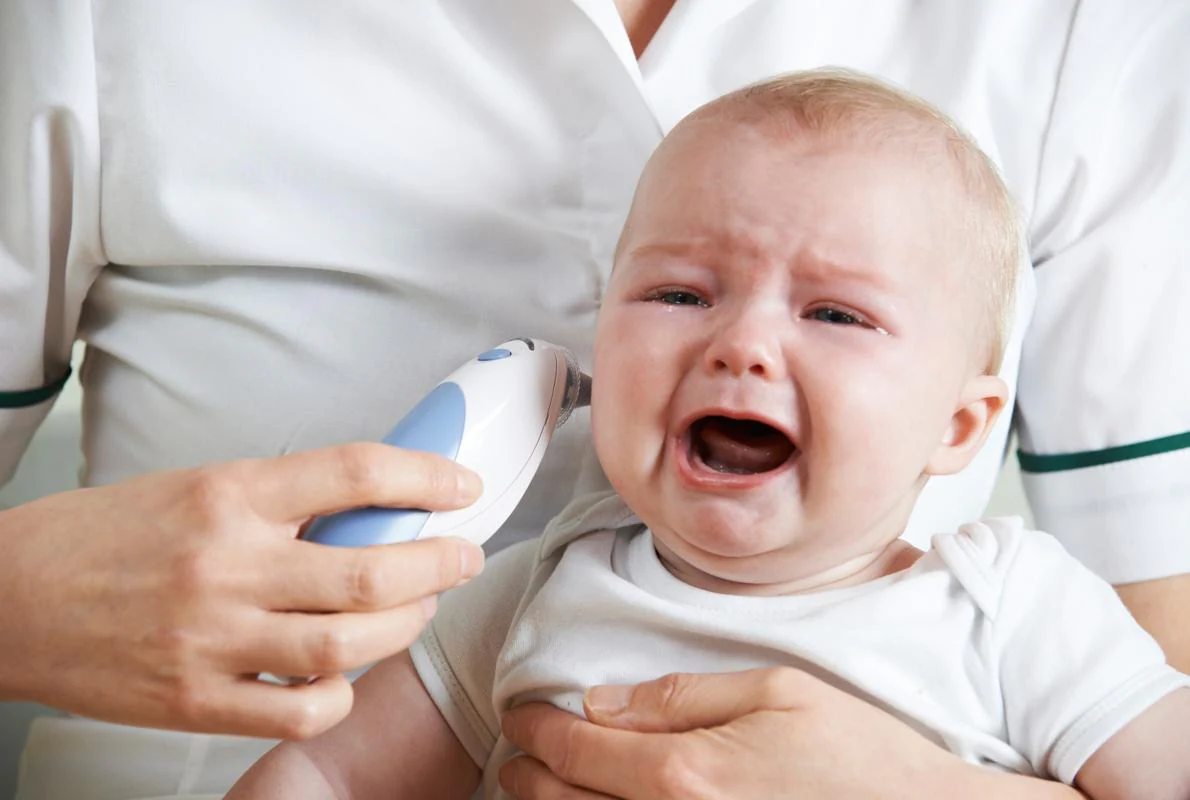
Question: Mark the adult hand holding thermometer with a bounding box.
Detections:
[302,338,591,549]
[259,339,589,686]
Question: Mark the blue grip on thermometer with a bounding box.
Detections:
[301,338,591,549]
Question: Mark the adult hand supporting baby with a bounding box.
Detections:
[499,668,1085,799]
[0,443,483,740]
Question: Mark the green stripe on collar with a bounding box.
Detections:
[1018,430,1190,473]
[0,367,73,409]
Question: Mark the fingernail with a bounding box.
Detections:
[585,684,633,716]
[459,543,485,582]
[456,469,483,502]
[421,594,438,618]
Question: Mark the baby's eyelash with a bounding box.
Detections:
[646,289,708,307]
[804,306,890,335]
[807,307,862,326]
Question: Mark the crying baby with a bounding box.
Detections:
[230,68,1189,800]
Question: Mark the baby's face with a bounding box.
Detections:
[592,119,993,591]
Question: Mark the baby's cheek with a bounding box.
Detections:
[591,403,641,484]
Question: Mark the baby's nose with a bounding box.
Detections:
[704,310,786,379]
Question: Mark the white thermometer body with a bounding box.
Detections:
[302,338,589,548]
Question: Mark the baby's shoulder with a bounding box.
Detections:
[927,517,1085,620]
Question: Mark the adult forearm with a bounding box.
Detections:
[1116,574,1190,673]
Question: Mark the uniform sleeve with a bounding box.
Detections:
[1017,0,1190,584]
[409,539,540,768]
[0,1,105,486]
[991,526,1189,784]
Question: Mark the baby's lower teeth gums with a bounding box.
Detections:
[697,443,760,475]
[708,458,756,475]
[690,416,795,475]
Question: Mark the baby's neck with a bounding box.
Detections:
[654,538,924,597]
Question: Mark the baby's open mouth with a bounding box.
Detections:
[688,415,796,475]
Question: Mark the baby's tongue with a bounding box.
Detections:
[693,417,793,474]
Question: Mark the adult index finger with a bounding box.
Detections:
[246,443,482,523]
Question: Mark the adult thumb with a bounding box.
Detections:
[583,668,809,733]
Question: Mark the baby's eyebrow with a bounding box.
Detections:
[621,240,718,264]
[620,240,903,303]
[792,251,898,295]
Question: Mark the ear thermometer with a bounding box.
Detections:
[301,338,591,548]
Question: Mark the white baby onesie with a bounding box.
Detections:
[410,492,1187,799]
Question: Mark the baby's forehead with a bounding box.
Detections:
[639,121,969,252]
[670,107,960,177]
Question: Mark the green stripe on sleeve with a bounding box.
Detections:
[1018,430,1190,473]
[0,367,73,409]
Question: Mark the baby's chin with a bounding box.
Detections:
[659,521,783,561]
[650,499,803,556]
[652,535,816,595]
[649,519,810,587]
[655,531,911,597]
[649,505,906,594]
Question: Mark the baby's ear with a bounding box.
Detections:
[925,375,1009,476]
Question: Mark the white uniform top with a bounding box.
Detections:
[2,1,1188,796]
[411,493,1189,799]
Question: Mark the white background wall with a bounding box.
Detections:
[0,371,1034,798]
